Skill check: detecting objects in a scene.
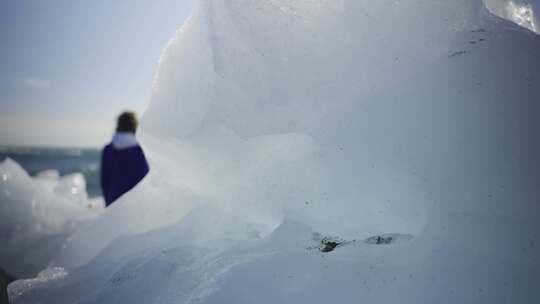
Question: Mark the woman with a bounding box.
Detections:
[100,111,149,206]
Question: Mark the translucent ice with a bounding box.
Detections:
[0,158,104,278]
[9,0,540,303]
[485,0,539,33]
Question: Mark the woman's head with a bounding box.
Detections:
[116,111,138,133]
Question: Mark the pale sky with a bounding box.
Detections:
[0,0,194,148]
[0,0,538,148]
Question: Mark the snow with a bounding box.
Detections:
[6,0,540,303]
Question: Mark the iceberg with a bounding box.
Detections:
[7,0,540,303]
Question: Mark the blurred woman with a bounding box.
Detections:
[100,111,149,206]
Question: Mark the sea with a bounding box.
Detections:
[0,146,102,198]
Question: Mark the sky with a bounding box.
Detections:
[0,0,194,148]
[0,0,538,148]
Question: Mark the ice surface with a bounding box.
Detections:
[485,0,540,33]
[0,158,104,278]
[7,267,67,299]
[8,0,540,303]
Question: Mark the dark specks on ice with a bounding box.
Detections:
[450,28,489,57]
[308,233,413,253]
[309,234,354,253]
[448,50,467,58]
[364,233,414,245]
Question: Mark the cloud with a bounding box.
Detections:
[18,77,51,90]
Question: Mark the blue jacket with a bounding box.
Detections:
[100,144,149,206]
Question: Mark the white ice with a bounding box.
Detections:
[0,158,104,278]
[486,0,540,33]
[7,0,540,303]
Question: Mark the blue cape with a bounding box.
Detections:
[100,144,149,206]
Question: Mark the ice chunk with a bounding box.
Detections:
[8,267,67,301]
[0,158,104,278]
[10,0,540,303]
[485,0,539,34]
[35,170,60,181]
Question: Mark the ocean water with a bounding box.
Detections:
[0,146,102,198]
